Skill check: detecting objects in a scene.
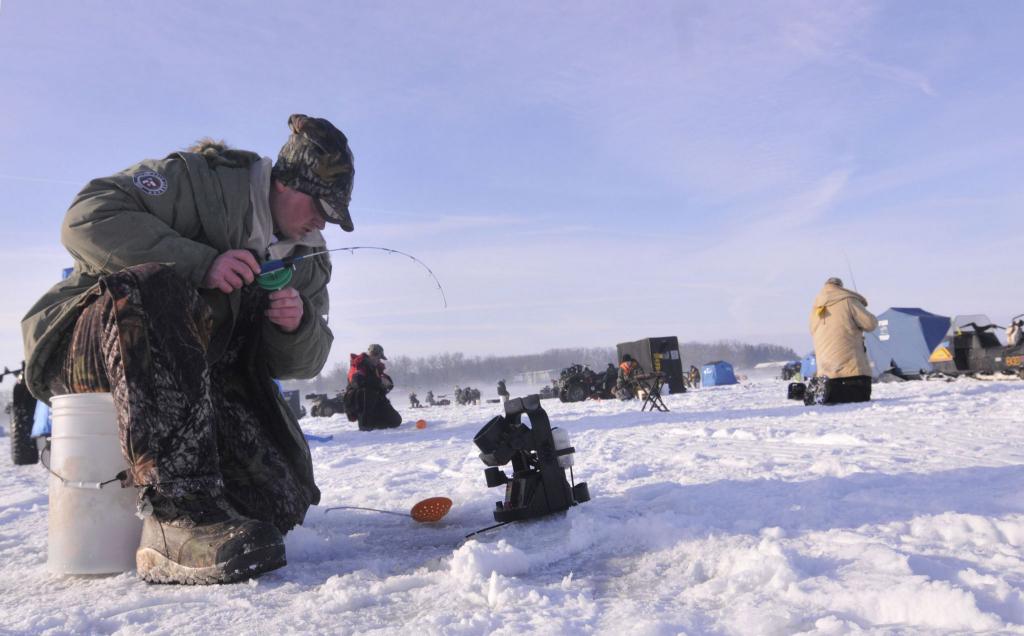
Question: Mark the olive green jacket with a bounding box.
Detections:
[21,145,331,505]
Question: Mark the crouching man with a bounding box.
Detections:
[807,277,879,404]
[21,114,355,584]
[615,354,642,400]
[344,344,402,430]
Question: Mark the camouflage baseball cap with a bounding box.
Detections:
[367,344,386,360]
[273,114,355,232]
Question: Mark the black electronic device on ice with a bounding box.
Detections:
[473,395,590,523]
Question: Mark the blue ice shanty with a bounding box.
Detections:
[800,353,817,379]
[865,307,951,377]
[701,361,737,386]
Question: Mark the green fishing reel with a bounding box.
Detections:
[256,267,293,291]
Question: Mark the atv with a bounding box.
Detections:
[557,364,615,403]
[305,392,346,417]
[927,315,1024,379]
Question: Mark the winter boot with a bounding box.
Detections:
[803,376,829,406]
[787,382,807,401]
[136,492,286,585]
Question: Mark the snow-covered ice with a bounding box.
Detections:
[3,378,1024,635]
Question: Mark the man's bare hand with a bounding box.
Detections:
[202,250,260,293]
[265,287,304,333]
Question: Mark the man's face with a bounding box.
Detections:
[269,180,328,240]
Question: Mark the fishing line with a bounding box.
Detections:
[258,246,448,308]
[324,497,453,523]
[841,249,859,292]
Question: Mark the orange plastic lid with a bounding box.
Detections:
[410,497,452,523]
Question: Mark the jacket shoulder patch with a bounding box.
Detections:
[132,170,168,196]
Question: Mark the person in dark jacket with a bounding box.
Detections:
[20,114,354,584]
[603,363,618,395]
[688,365,701,388]
[344,344,402,430]
[497,379,509,404]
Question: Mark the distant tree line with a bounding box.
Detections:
[680,341,799,369]
[287,341,798,393]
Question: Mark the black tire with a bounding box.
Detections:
[10,382,39,466]
[319,405,334,417]
[567,384,588,403]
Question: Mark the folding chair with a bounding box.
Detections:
[637,373,669,412]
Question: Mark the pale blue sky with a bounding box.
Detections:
[1,1,1021,371]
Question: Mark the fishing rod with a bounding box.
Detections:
[841,249,859,292]
[257,246,448,308]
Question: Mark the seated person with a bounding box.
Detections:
[344,344,402,430]
[615,354,642,400]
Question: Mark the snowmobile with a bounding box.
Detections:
[927,315,1024,379]
[428,394,452,406]
[557,364,614,403]
[305,392,346,417]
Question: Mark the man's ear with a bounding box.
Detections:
[272,179,288,193]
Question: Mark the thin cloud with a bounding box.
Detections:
[845,52,937,97]
[0,173,85,186]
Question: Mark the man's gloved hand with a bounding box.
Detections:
[265,287,304,333]
[202,249,260,293]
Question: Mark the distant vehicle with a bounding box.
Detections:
[927,315,1024,379]
[780,361,801,381]
[538,385,559,400]
[557,364,614,403]
[305,392,346,417]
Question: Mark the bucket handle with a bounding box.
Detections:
[39,438,127,490]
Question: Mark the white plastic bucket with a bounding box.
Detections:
[47,392,141,575]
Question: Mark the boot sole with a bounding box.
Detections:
[136,544,286,585]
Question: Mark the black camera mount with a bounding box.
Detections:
[473,394,590,523]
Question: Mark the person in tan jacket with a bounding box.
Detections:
[807,277,879,403]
